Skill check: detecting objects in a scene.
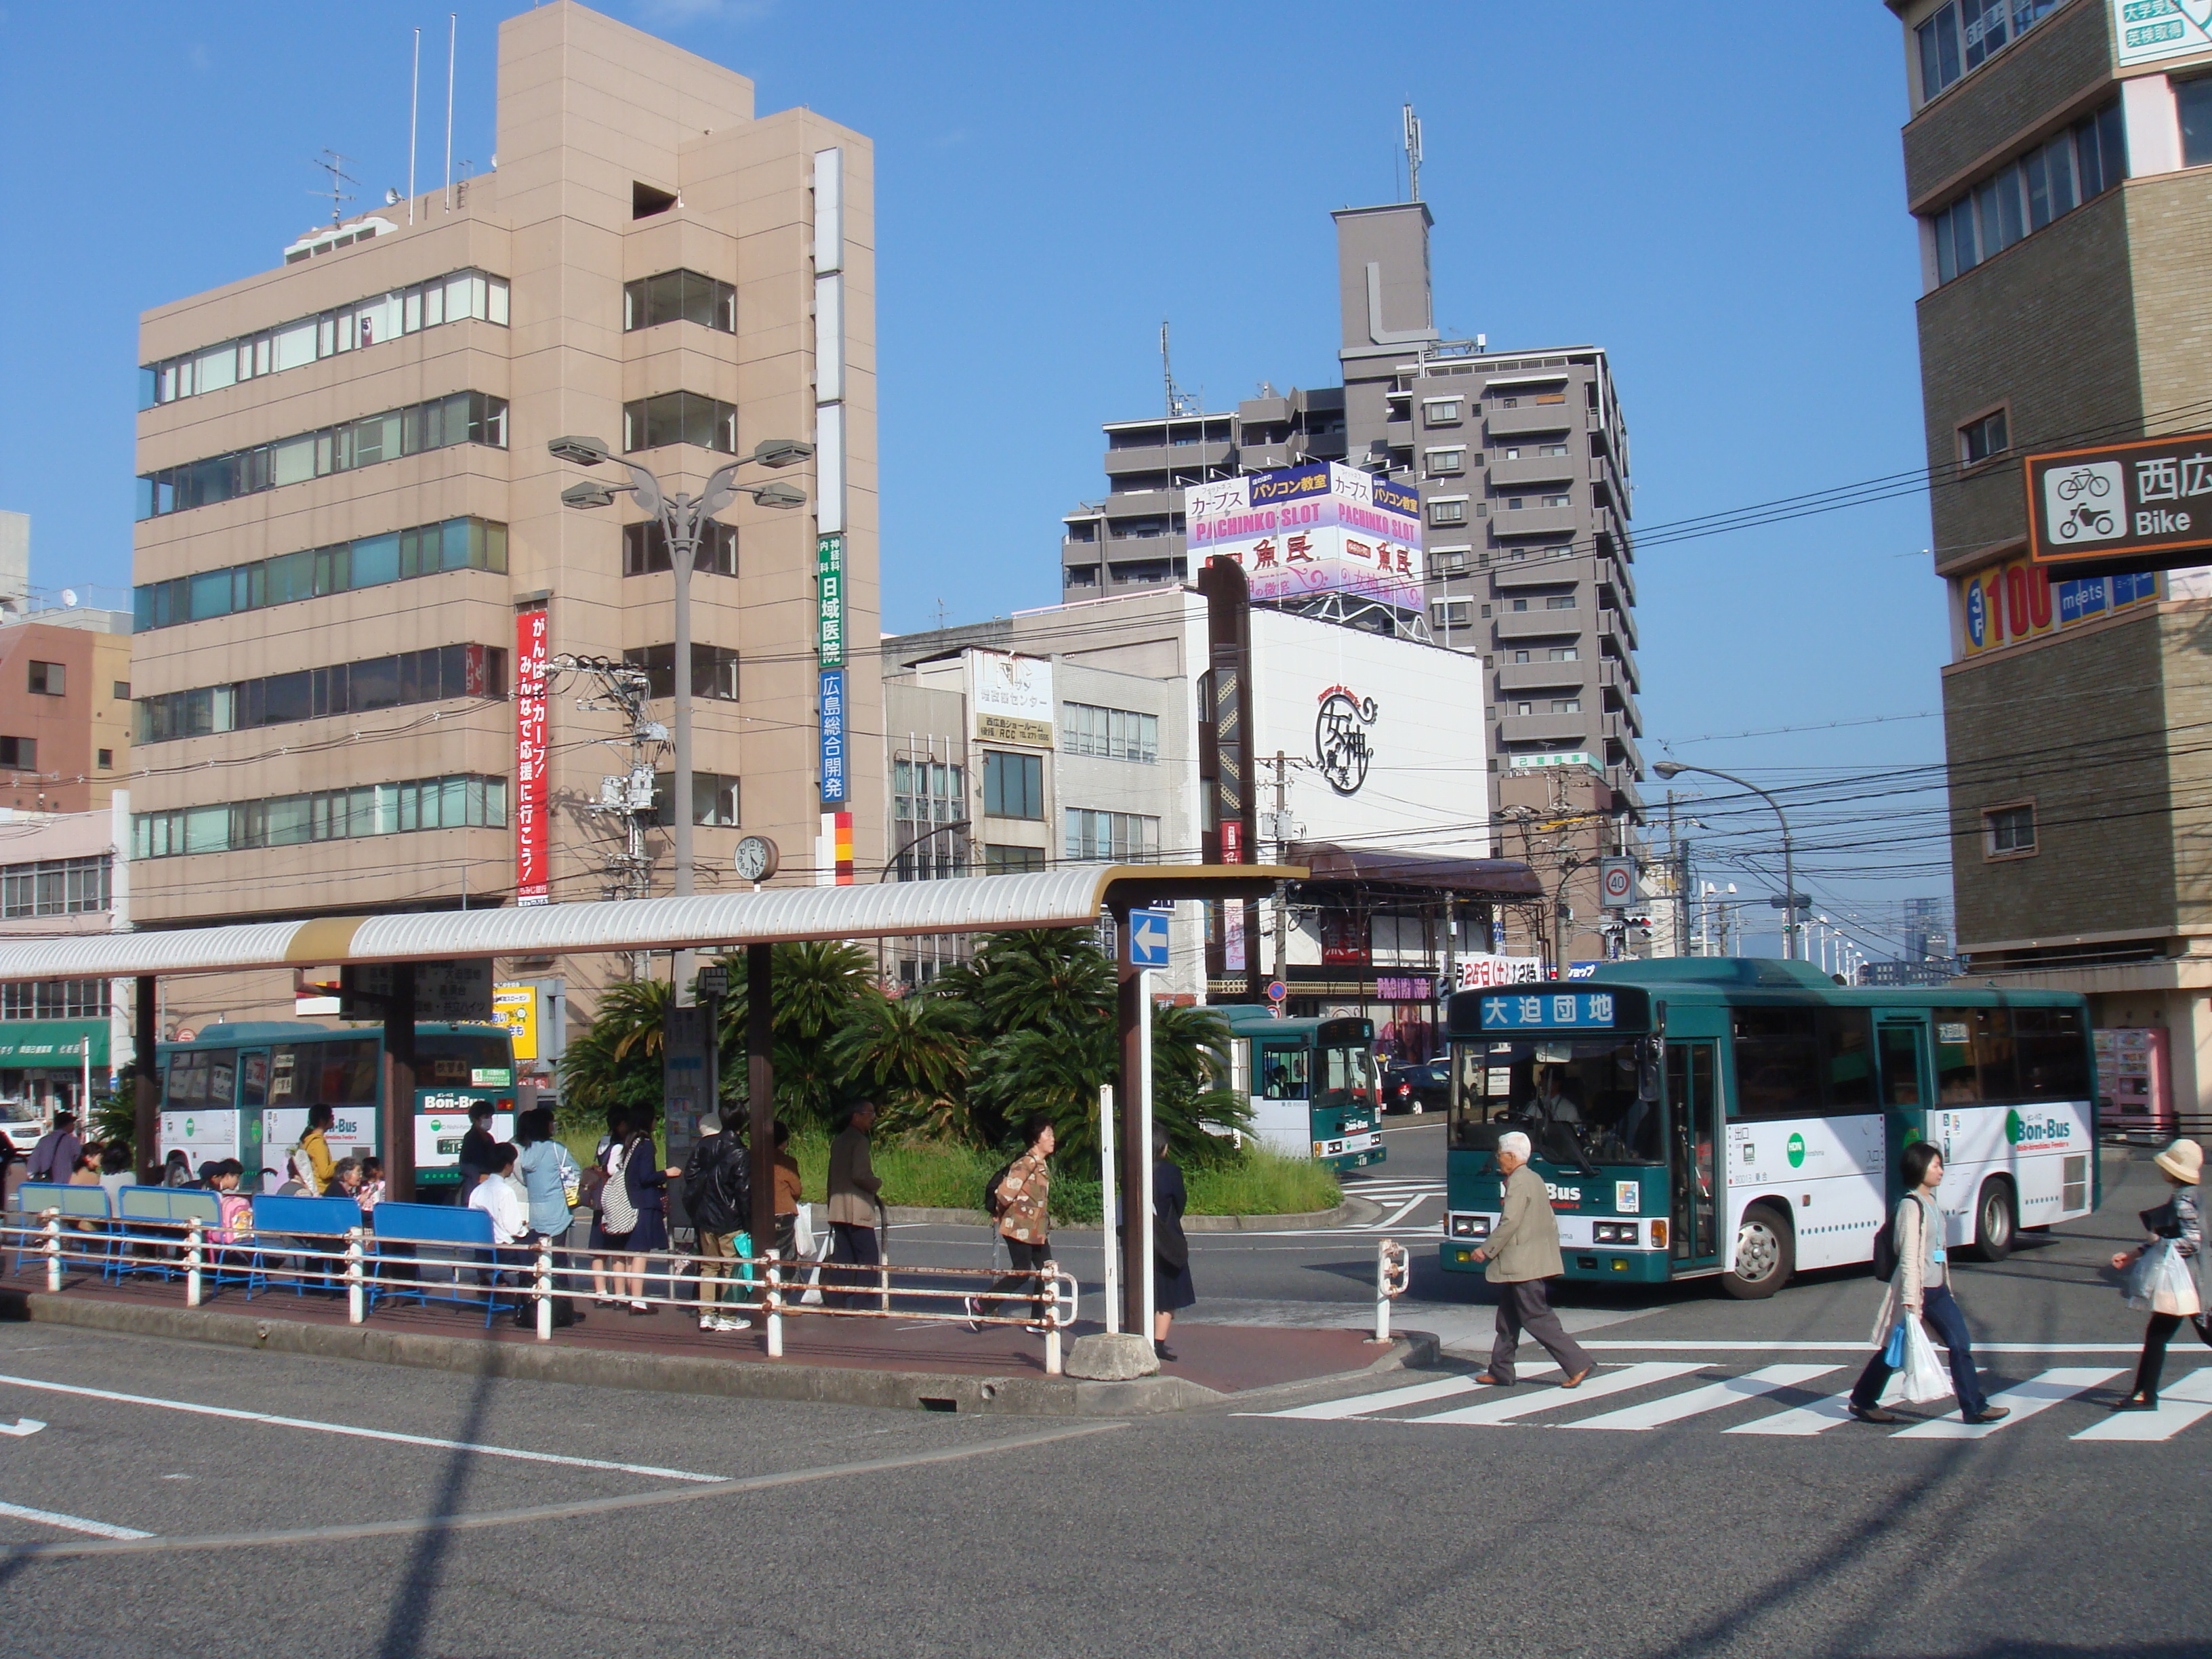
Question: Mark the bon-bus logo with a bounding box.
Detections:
[2005,1109,2074,1148]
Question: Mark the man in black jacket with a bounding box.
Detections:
[455,1103,499,1192]
[682,1114,752,1332]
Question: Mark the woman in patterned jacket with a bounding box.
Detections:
[970,1114,1055,1333]
[2110,1137,2207,1411]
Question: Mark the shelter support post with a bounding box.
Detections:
[746,941,775,1251]
[134,975,159,1184]
[382,964,417,1203]
[1114,903,1148,1335]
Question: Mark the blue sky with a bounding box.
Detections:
[0,1,1946,955]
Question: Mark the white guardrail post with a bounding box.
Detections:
[347,1230,366,1325]
[1044,1260,1063,1377]
[1375,1237,1409,1341]
[42,1208,61,1294]
[185,1218,204,1308]
[764,1252,783,1358]
[535,1233,554,1341]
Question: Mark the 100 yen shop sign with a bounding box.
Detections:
[2026,430,2212,573]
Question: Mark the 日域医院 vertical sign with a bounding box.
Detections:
[514,608,550,905]
[817,533,847,808]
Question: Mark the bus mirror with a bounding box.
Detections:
[1637,1038,1662,1101]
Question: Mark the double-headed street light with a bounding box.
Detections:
[1652,760,1800,961]
[548,434,810,922]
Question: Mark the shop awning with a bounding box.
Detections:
[0,865,1303,984]
[1288,842,1542,899]
[0,1020,107,1069]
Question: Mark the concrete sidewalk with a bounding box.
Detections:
[0,1261,1429,1417]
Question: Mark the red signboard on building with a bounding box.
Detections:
[515,609,550,906]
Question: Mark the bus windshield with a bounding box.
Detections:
[1450,1036,1662,1166]
[417,1033,514,1086]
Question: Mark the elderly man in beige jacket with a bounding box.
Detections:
[1471,1130,1595,1387]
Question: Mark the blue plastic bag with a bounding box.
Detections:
[1883,1321,1906,1368]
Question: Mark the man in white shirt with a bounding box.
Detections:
[468,1143,527,1308]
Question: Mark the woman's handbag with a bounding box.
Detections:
[598,1145,638,1234]
[2125,1238,2203,1317]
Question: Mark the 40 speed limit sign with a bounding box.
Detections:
[1598,857,1640,907]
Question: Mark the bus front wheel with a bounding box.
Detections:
[1723,1204,1794,1300]
[1967,1179,2016,1263]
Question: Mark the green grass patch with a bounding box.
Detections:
[559,1129,1340,1222]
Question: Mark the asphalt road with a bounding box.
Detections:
[0,1141,2202,1658]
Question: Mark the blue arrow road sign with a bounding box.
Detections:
[1128,909,1171,968]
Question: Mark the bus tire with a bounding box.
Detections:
[1723,1204,1793,1300]
[1967,1179,2016,1263]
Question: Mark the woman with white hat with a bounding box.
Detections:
[2109,1137,2207,1412]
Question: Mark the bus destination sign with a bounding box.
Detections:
[1479,991,1620,1030]
[2026,430,2212,574]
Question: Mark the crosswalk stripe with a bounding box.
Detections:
[1890,1368,2126,1439]
[2070,1367,2212,1442]
[1412,1362,1703,1426]
[1563,1365,1839,1432]
[1253,1374,1486,1421]
[1724,1391,1859,1437]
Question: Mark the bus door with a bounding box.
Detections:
[1665,1040,1720,1267]
[1252,1039,1312,1158]
[1876,1021,1928,1202]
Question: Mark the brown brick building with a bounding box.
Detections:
[1888,0,2212,1133]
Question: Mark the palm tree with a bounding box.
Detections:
[707,940,878,1130]
[557,977,676,1132]
[827,987,976,1139]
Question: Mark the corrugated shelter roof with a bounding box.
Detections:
[1288,842,1542,899]
[0,864,1301,983]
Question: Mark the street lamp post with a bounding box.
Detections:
[547,436,808,974]
[1652,761,1799,961]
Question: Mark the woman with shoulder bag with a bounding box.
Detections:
[587,1111,631,1306]
[1847,1141,2009,1426]
[1152,1129,1195,1364]
[610,1116,681,1315]
[2109,1138,2208,1411]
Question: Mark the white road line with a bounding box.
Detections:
[1368,1196,1433,1230]
[1564,1365,1840,1432]
[1724,1391,1860,1437]
[1891,1368,2126,1439]
[1582,1340,2144,1353]
[0,1500,151,1540]
[2072,1367,2212,1442]
[0,1373,726,1483]
[1247,1374,1483,1421]
[1415,1362,1702,1426]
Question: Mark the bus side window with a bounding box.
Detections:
[1822,1008,1876,1110]
[1932,1012,1978,1103]
[1878,1025,1923,1107]
[2013,1006,2091,1100]
[1730,1007,1820,1118]
[1258,1044,1308,1101]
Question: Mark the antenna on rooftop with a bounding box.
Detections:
[311,149,359,227]
[1162,321,1200,419]
[1403,102,1423,202]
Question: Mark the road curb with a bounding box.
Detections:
[0,1288,1382,1418]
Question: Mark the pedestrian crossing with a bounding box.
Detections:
[1241,1361,2212,1443]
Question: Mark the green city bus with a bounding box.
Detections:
[156,1021,518,1190]
[1439,959,2097,1297]
[1219,1008,1386,1171]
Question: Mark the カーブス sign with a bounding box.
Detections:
[2026,430,2212,573]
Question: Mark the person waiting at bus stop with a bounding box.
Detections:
[826,1100,884,1309]
[1471,1130,1595,1389]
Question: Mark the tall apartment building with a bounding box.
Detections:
[1885,0,2212,1130]
[1056,198,1642,816]
[129,2,878,1019]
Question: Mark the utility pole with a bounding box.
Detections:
[556,653,663,977]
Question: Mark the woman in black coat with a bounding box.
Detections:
[1153,1129,1194,1362]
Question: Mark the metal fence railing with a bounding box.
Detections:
[0,1208,1076,1376]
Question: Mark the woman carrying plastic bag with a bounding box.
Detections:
[1847,1141,2011,1426]
[2108,1138,2209,1412]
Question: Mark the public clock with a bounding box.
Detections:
[733,835,779,882]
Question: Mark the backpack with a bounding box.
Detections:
[1872,1193,1923,1283]
[984,1160,1016,1218]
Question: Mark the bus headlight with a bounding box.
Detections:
[1593,1222,1638,1244]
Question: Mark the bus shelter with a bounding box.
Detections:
[0,863,1295,1336]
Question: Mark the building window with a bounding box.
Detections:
[1544,594,1577,610]
[1430,546,1469,573]
[135,518,507,630]
[1425,448,1466,476]
[140,269,508,409]
[26,661,63,697]
[1958,407,2009,468]
[1548,647,1579,661]
[1429,499,1468,526]
[623,270,736,333]
[1916,1,2059,104]
[131,774,508,859]
[983,844,1045,875]
[1064,808,1160,863]
[623,392,738,455]
[1431,599,1473,626]
[1552,699,1582,714]
[653,771,739,827]
[0,855,110,918]
[97,750,112,769]
[1984,801,2036,858]
[1511,598,1530,613]
[1515,702,1533,716]
[893,759,967,880]
[983,751,1044,819]
[1538,443,1570,457]
[0,979,109,1020]
[621,644,740,701]
[622,520,737,577]
[1929,102,2124,286]
[1061,702,1158,763]
[1422,398,1462,425]
[136,644,506,744]
[0,737,35,771]
[1511,651,1530,664]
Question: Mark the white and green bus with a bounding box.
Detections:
[1440,958,2099,1298]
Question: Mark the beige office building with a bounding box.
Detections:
[129,1,879,1025]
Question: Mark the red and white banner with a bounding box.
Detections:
[515,609,550,906]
